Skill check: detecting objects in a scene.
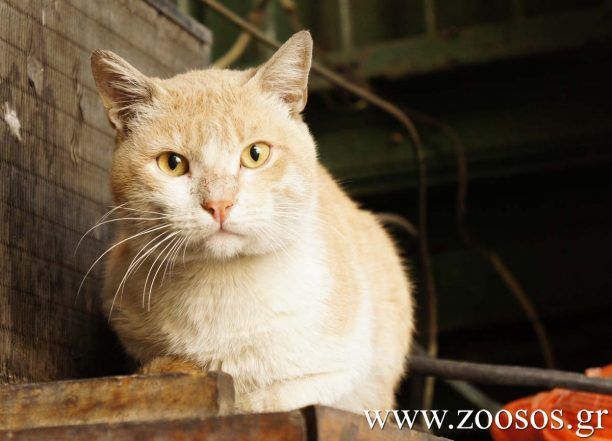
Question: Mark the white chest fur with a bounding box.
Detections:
[112,233,367,393]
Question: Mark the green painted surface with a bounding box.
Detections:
[310,52,612,194]
[312,8,612,86]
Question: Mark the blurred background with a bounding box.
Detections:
[180,1,612,438]
[0,0,611,439]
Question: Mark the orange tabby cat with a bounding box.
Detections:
[90,31,414,413]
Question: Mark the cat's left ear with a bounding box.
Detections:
[253,31,313,115]
[90,50,158,134]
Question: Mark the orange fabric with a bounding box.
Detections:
[490,365,612,441]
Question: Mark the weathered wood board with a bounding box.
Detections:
[0,413,447,441]
[0,372,234,431]
[0,0,211,383]
[0,414,308,441]
[0,372,447,440]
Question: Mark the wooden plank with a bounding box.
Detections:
[312,8,612,87]
[1,0,209,95]
[0,127,111,209]
[0,412,306,441]
[5,0,188,79]
[0,153,112,235]
[0,1,171,91]
[0,406,444,441]
[0,372,234,431]
[0,0,211,383]
[0,95,114,182]
[0,38,116,136]
[68,0,211,71]
[0,38,116,166]
[0,126,111,206]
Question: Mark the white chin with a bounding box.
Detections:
[203,232,245,259]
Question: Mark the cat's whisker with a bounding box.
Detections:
[109,229,175,319]
[232,213,303,224]
[138,233,177,310]
[181,233,193,266]
[160,235,186,287]
[168,237,185,280]
[76,216,169,254]
[272,211,349,242]
[170,239,184,276]
[98,203,128,223]
[252,223,291,255]
[148,234,184,310]
[111,206,170,217]
[170,234,189,277]
[75,203,128,254]
[160,237,181,286]
[269,228,305,250]
[142,232,180,310]
[77,223,170,302]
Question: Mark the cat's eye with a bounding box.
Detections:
[240,142,271,169]
[157,152,189,177]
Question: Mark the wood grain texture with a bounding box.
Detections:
[0,0,210,383]
[0,372,234,431]
[0,412,307,441]
[0,402,445,441]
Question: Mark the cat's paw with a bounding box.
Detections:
[235,384,305,413]
[139,356,203,375]
[235,389,278,413]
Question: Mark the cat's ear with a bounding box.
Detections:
[254,31,313,115]
[90,50,157,133]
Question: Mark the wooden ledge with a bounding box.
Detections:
[0,373,447,440]
[0,372,234,431]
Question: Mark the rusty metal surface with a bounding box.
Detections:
[309,406,450,440]
[0,407,448,441]
[0,372,233,431]
[0,412,307,441]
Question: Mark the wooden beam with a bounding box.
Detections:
[0,405,448,440]
[0,372,234,431]
[0,412,307,441]
[0,370,446,439]
[311,9,612,87]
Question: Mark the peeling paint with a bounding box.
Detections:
[27,55,44,96]
[3,102,22,142]
[70,61,83,165]
[41,0,59,26]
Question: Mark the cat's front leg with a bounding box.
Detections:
[139,356,203,375]
[235,370,356,413]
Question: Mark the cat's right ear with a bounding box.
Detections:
[90,50,156,134]
[252,31,313,116]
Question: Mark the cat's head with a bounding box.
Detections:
[91,31,317,260]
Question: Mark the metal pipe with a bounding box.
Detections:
[408,356,612,395]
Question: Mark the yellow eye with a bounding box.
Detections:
[240,142,270,169]
[157,152,189,177]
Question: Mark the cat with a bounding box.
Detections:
[90,31,414,413]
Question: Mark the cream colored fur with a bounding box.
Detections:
[91,31,414,413]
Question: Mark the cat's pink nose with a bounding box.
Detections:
[202,200,233,224]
